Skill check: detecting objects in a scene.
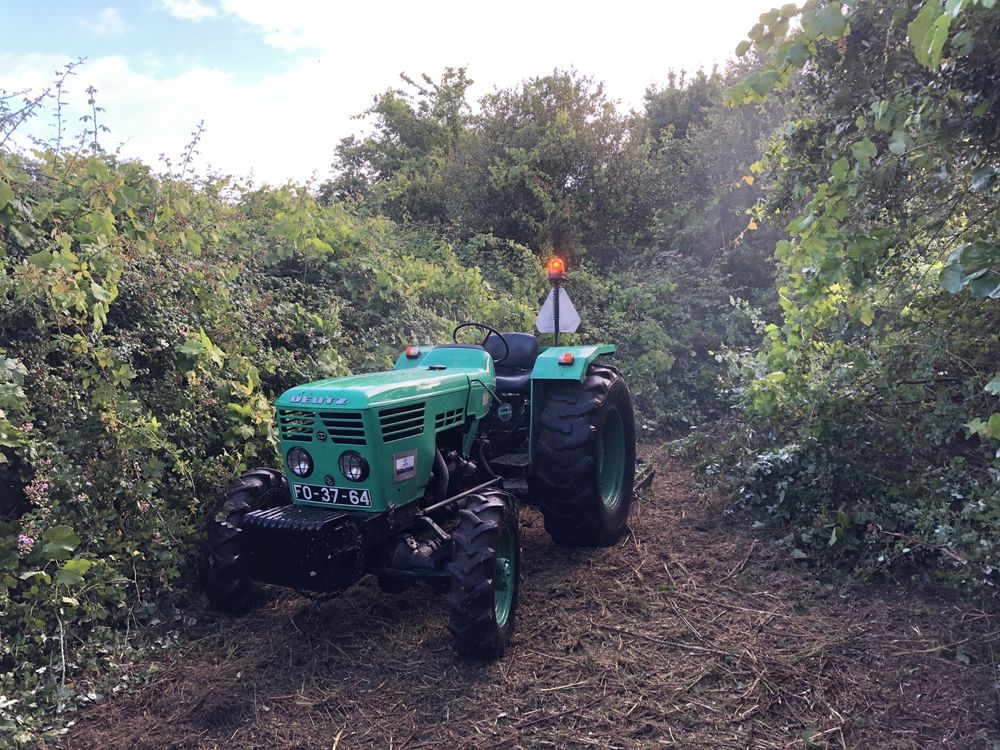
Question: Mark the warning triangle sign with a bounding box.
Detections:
[535,288,581,333]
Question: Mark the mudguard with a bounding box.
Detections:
[530,344,616,382]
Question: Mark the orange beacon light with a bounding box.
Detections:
[547,257,566,283]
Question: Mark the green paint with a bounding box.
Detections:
[530,344,616,382]
[275,347,495,512]
[599,406,626,509]
[494,523,516,627]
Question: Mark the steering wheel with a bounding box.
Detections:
[452,322,510,364]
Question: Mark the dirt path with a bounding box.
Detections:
[67,453,999,749]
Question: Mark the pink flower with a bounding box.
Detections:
[22,423,33,433]
[17,535,34,555]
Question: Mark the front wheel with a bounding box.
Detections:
[204,468,287,614]
[446,491,521,660]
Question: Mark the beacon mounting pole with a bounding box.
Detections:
[547,258,567,347]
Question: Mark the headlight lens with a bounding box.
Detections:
[287,446,313,477]
[339,450,370,482]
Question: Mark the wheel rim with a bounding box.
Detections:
[494,524,516,627]
[598,407,626,510]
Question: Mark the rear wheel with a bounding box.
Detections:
[204,468,287,614]
[446,492,521,660]
[531,365,636,546]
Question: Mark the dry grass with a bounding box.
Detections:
[65,451,999,749]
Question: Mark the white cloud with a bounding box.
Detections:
[160,0,218,22]
[213,0,769,111]
[0,1,777,184]
[0,53,360,185]
[80,7,129,37]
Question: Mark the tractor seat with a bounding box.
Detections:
[484,333,539,393]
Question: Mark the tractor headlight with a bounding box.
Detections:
[287,446,313,478]
[338,450,370,482]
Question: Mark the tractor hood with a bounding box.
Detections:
[276,368,474,411]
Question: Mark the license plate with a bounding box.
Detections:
[292,483,372,508]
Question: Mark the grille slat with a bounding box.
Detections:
[318,411,366,446]
[435,408,464,430]
[379,403,425,442]
[278,410,315,442]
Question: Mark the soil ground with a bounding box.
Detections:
[67,452,999,749]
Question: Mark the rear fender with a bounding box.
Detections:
[530,345,616,383]
[528,345,616,463]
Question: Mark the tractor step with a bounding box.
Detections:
[491,453,529,478]
[501,477,528,498]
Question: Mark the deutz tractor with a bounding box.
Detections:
[204,258,653,659]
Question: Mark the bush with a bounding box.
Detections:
[0,149,532,740]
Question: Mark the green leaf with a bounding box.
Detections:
[888,130,911,155]
[968,272,1000,298]
[985,374,1000,396]
[945,0,967,16]
[988,413,1000,438]
[851,138,877,170]
[814,2,847,37]
[749,70,781,97]
[951,29,974,54]
[939,262,965,293]
[26,250,52,268]
[958,241,999,272]
[183,227,203,255]
[57,558,93,586]
[0,180,13,210]
[831,157,850,180]
[735,40,752,56]
[90,281,115,303]
[908,2,951,69]
[40,525,81,562]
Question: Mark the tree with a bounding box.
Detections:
[441,70,656,264]
[719,0,1000,591]
[321,67,473,223]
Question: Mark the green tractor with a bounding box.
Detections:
[204,258,653,659]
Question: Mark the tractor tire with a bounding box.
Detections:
[204,468,288,615]
[531,364,636,547]
[446,491,521,660]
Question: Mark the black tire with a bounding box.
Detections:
[446,491,521,660]
[204,468,287,614]
[530,364,636,547]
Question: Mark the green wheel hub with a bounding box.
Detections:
[598,406,626,510]
[494,525,516,627]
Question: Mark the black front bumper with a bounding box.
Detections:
[241,504,413,592]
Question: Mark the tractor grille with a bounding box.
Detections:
[379,403,425,442]
[317,412,366,446]
[435,408,464,430]
[277,410,314,442]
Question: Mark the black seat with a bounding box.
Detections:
[484,333,539,393]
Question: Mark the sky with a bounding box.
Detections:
[1,0,776,185]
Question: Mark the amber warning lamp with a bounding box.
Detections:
[405,345,421,359]
[547,257,566,283]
